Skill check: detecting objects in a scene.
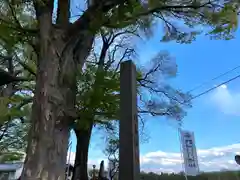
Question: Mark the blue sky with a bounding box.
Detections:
[136,24,240,152]
[67,1,240,173]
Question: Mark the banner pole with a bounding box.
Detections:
[66,141,72,179]
[178,127,188,180]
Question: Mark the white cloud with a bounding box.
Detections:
[211,84,240,116]
[67,143,240,174]
[140,143,240,173]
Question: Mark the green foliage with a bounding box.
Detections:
[2,0,237,48]
[76,63,120,129]
[0,95,32,152]
[88,168,240,180]
[0,21,34,155]
[103,0,239,43]
[0,95,29,121]
[0,0,36,49]
[140,170,240,180]
[0,151,24,163]
[0,88,32,160]
[207,4,238,40]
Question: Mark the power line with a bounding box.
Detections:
[187,65,240,93]
[189,74,240,101]
[163,74,240,125]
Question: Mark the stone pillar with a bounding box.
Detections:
[98,160,105,179]
[119,60,140,180]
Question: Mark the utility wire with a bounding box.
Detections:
[188,74,240,101]
[187,65,240,93]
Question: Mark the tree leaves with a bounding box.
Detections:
[101,0,239,43]
[0,92,32,152]
[76,63,120,123]
[0,151,25,163]
[207,3,238,40]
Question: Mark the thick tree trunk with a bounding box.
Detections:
[21,15,94,180]
[72,123,93,180]
[21,47,75,179]
[21,43,93,180]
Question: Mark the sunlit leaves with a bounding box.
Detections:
[0,93,32,153]
[0,118,30,152]
[107,0,239,43]
[0,151,25,163]
[76,63,120,123]
[0,0,37,51]
[161,30,201,44]
[207,4,238,40]
[148,0,163,8]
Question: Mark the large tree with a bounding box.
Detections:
[0,0,238,179]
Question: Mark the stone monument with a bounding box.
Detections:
[98,160,105,179]
[119,60,140,180]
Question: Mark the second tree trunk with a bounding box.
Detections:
[72,122,93,180]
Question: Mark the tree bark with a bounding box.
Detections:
[21,44,74,179]
[72,123,93,180]
[21,4,94,179]
[21,37,94,180]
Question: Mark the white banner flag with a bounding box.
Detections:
[180,130,199,176]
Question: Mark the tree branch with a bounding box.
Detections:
[65,0,126,40]
[0,54,36,77]
[0,69,32,86]
[103,0,220,28]
[56,0,70,26]
[138,110,169,116]
[33,0,55,19]
[7,1,22,28]
[14,55,37,77]
[0,17,38,35]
